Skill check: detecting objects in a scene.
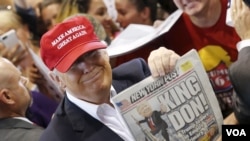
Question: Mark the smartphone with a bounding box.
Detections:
[0,29,20,48]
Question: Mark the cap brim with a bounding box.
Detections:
[55,41,106,73]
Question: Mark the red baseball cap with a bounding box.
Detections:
[40,16,107,73]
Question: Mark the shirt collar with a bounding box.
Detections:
[66,85,117,121]
[236,39,250,52]
[13,117,33,124]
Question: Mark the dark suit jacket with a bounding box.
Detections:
[0,118,44,141]
[139,111,168,132]
[229,47,250,124]
[39,58,151,141]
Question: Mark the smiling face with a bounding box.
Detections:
[173,0,210,16]
[54,49,112,104]
[88,0,109,24]
[137,102,153,118]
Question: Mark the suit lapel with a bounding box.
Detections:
[56,96,124,140]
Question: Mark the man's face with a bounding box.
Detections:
[0,59,31,114]
[9,75,31,112]
[173,0,209,16]
[138,103,153,118]
[56,49,112,104]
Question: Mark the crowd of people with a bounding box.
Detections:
[0,0,250,140]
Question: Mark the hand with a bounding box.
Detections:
[147,47,180,77]
[27,63,44,84]
[27,64,60,101]
[103,17,121,39]
[0,43,27,66]
[153,20,164,28]
[231,0,250,39]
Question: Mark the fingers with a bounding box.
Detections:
[148,47,180,77]
[231,0,236,21]
[0,43,27,65]
[148,47,164,77]
[231,0,250,39]
[153,20,164,28]
[231,0,240,22]
[27,64,44,84]
[232,0,246,17]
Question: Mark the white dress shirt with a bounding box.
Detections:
[236,39,250,52]
[13,117,34,124]
[66,86,135,141]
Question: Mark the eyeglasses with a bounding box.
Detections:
[0,5,12,10]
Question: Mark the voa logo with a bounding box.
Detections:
[226,129,246,136]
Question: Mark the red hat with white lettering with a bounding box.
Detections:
[40,16,107,73]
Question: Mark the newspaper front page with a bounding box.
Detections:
[111,49,223,141]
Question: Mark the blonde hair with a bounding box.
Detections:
[0,10,23,34]
[136,101,151,115]
[56,0,79,23]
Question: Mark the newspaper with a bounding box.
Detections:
[111,49,223,141]
[107,9,183,58]
[27,47,64,102]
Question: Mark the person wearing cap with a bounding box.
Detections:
[39,15,179,141]
[228,0,250,124]
[0,57,44,141]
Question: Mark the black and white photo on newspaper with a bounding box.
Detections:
[111,49,223,141]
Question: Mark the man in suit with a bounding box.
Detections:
[0,57,44,141]
[228,0,250,124]
[136,101,169,141]
[39,15,180,141]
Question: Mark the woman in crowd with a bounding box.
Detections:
[56,0,120,44]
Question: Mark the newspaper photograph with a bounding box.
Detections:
[111,49,223,141]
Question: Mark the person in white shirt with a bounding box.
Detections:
[38,14,180,141]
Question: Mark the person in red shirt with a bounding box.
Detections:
[113,0,241,118]
[164,0,240,119]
